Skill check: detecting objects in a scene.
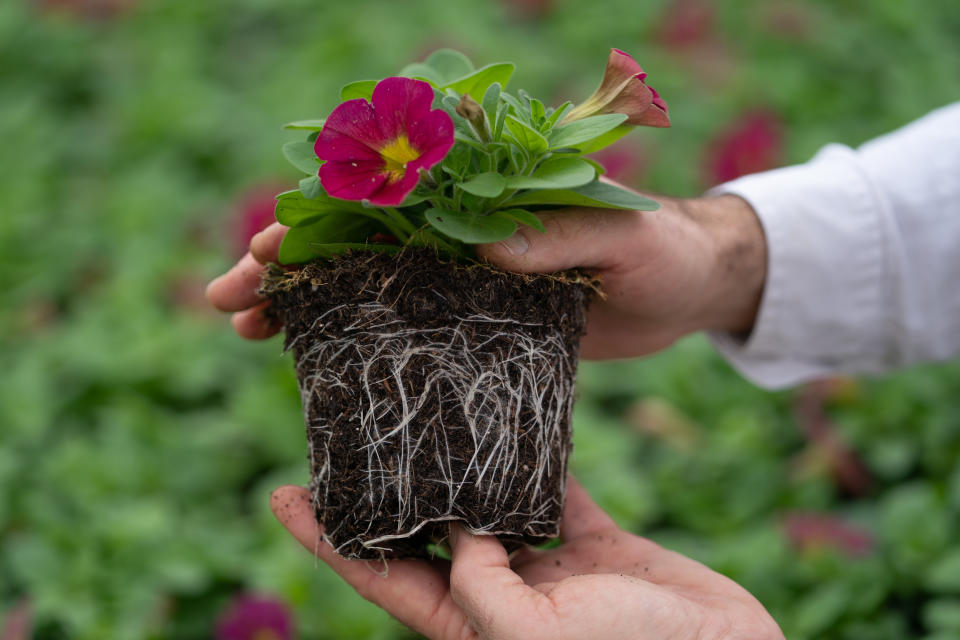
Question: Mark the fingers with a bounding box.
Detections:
[449,524,556,638]
[475,208,638,274]
[269,486,468,639]
[231,302,281,340]
[250,223,287,264]
[206,252,267,312]
[559,475,618,542]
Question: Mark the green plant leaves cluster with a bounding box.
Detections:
[275,49,659,263]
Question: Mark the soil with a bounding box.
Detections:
[261,249,592,559]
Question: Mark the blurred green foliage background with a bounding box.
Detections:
[2,0,959,638]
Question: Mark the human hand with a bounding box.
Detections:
[270,476,783,640]
[205,192,767,359]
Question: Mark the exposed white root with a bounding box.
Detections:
[291,302,576,558]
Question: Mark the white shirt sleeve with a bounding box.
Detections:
[707,102,960,389]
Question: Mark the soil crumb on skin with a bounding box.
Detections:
[262,249,592,559]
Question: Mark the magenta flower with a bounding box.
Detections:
[315,77,454,206]
[561,49,670,128]
[215,594,293,640]
[704,110,783,185]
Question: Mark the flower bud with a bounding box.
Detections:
[456,94,492,143]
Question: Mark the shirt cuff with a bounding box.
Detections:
[705,144,888,389]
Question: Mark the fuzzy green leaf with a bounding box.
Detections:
[548,114,628,149]
[282,141,321,174]
[443,63,515,99]
[425,207,516,244]
[545,102,573,129]
[283,119,325,131]
[482,82,501,121]
[577,124,633,154]
[274,190,364,228]
[507,181,660,210]
[505,115,548,155]
[399,62,442,85]
[458,172,506,197]
[495,208,545,233]
[505,157,596,190]
[277,213,379,264]
[423,49,475,84]
[339,80,377,101]
[298,175,322,199]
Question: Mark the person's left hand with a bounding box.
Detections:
[270,477,783,640]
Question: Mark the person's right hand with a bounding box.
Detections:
[271,476,785,640]
[206,192,767,359]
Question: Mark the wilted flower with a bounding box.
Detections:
[315,77,454,206]
[561,49,670,128]
[215,594,293,640]
[704,110,783,186]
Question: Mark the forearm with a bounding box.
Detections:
[707,102,960,388]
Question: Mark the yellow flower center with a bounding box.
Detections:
[379,134,421,183]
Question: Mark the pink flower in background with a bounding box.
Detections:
[315,77,454,206]
[0,598,32,640]
[230,183,284,258]
[592,139,648,184]
[704,110,783,186]
[561,49,670,128]
[215,594,293,640]
[783,512,875,557]
[655,0,715,51]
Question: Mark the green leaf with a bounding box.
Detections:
[545,102,573,129]
[339,80,377,101]
[283,119,325,131]
[529,97,546,124]
[298,175,322,199]
[505,115,548,155]
[441,143,472,179]
[458,172,506,197]
[282,141,320,174]
[443,63,515,99]
[495,208,545,233]
[549,114,628,149]
[482,82,501,121]
[505,157,596,190]
[398,62,442,85]
[278,213,379,263]
[274,190,364,228]
[577,124,633,154]
[507,180,660,210]
[423,49,474,84]
[425,208,517,244]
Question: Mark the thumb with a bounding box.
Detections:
[475,207,637,274]
[448,524,556,638]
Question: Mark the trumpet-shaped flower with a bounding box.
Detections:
[561,49,670,128]
[315,77,454,206]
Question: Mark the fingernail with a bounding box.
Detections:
[499,230,529,256]
[250,229,266,248]
[448,523,461,547]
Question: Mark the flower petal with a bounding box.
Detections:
[367,170,421,206]
[371,77,435,143]
[406,109,456,168]
[315,98,387,162]
[319,159,388,201]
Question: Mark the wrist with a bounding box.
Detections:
[684,195,767,335]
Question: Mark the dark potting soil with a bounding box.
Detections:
[261,249,592,559]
